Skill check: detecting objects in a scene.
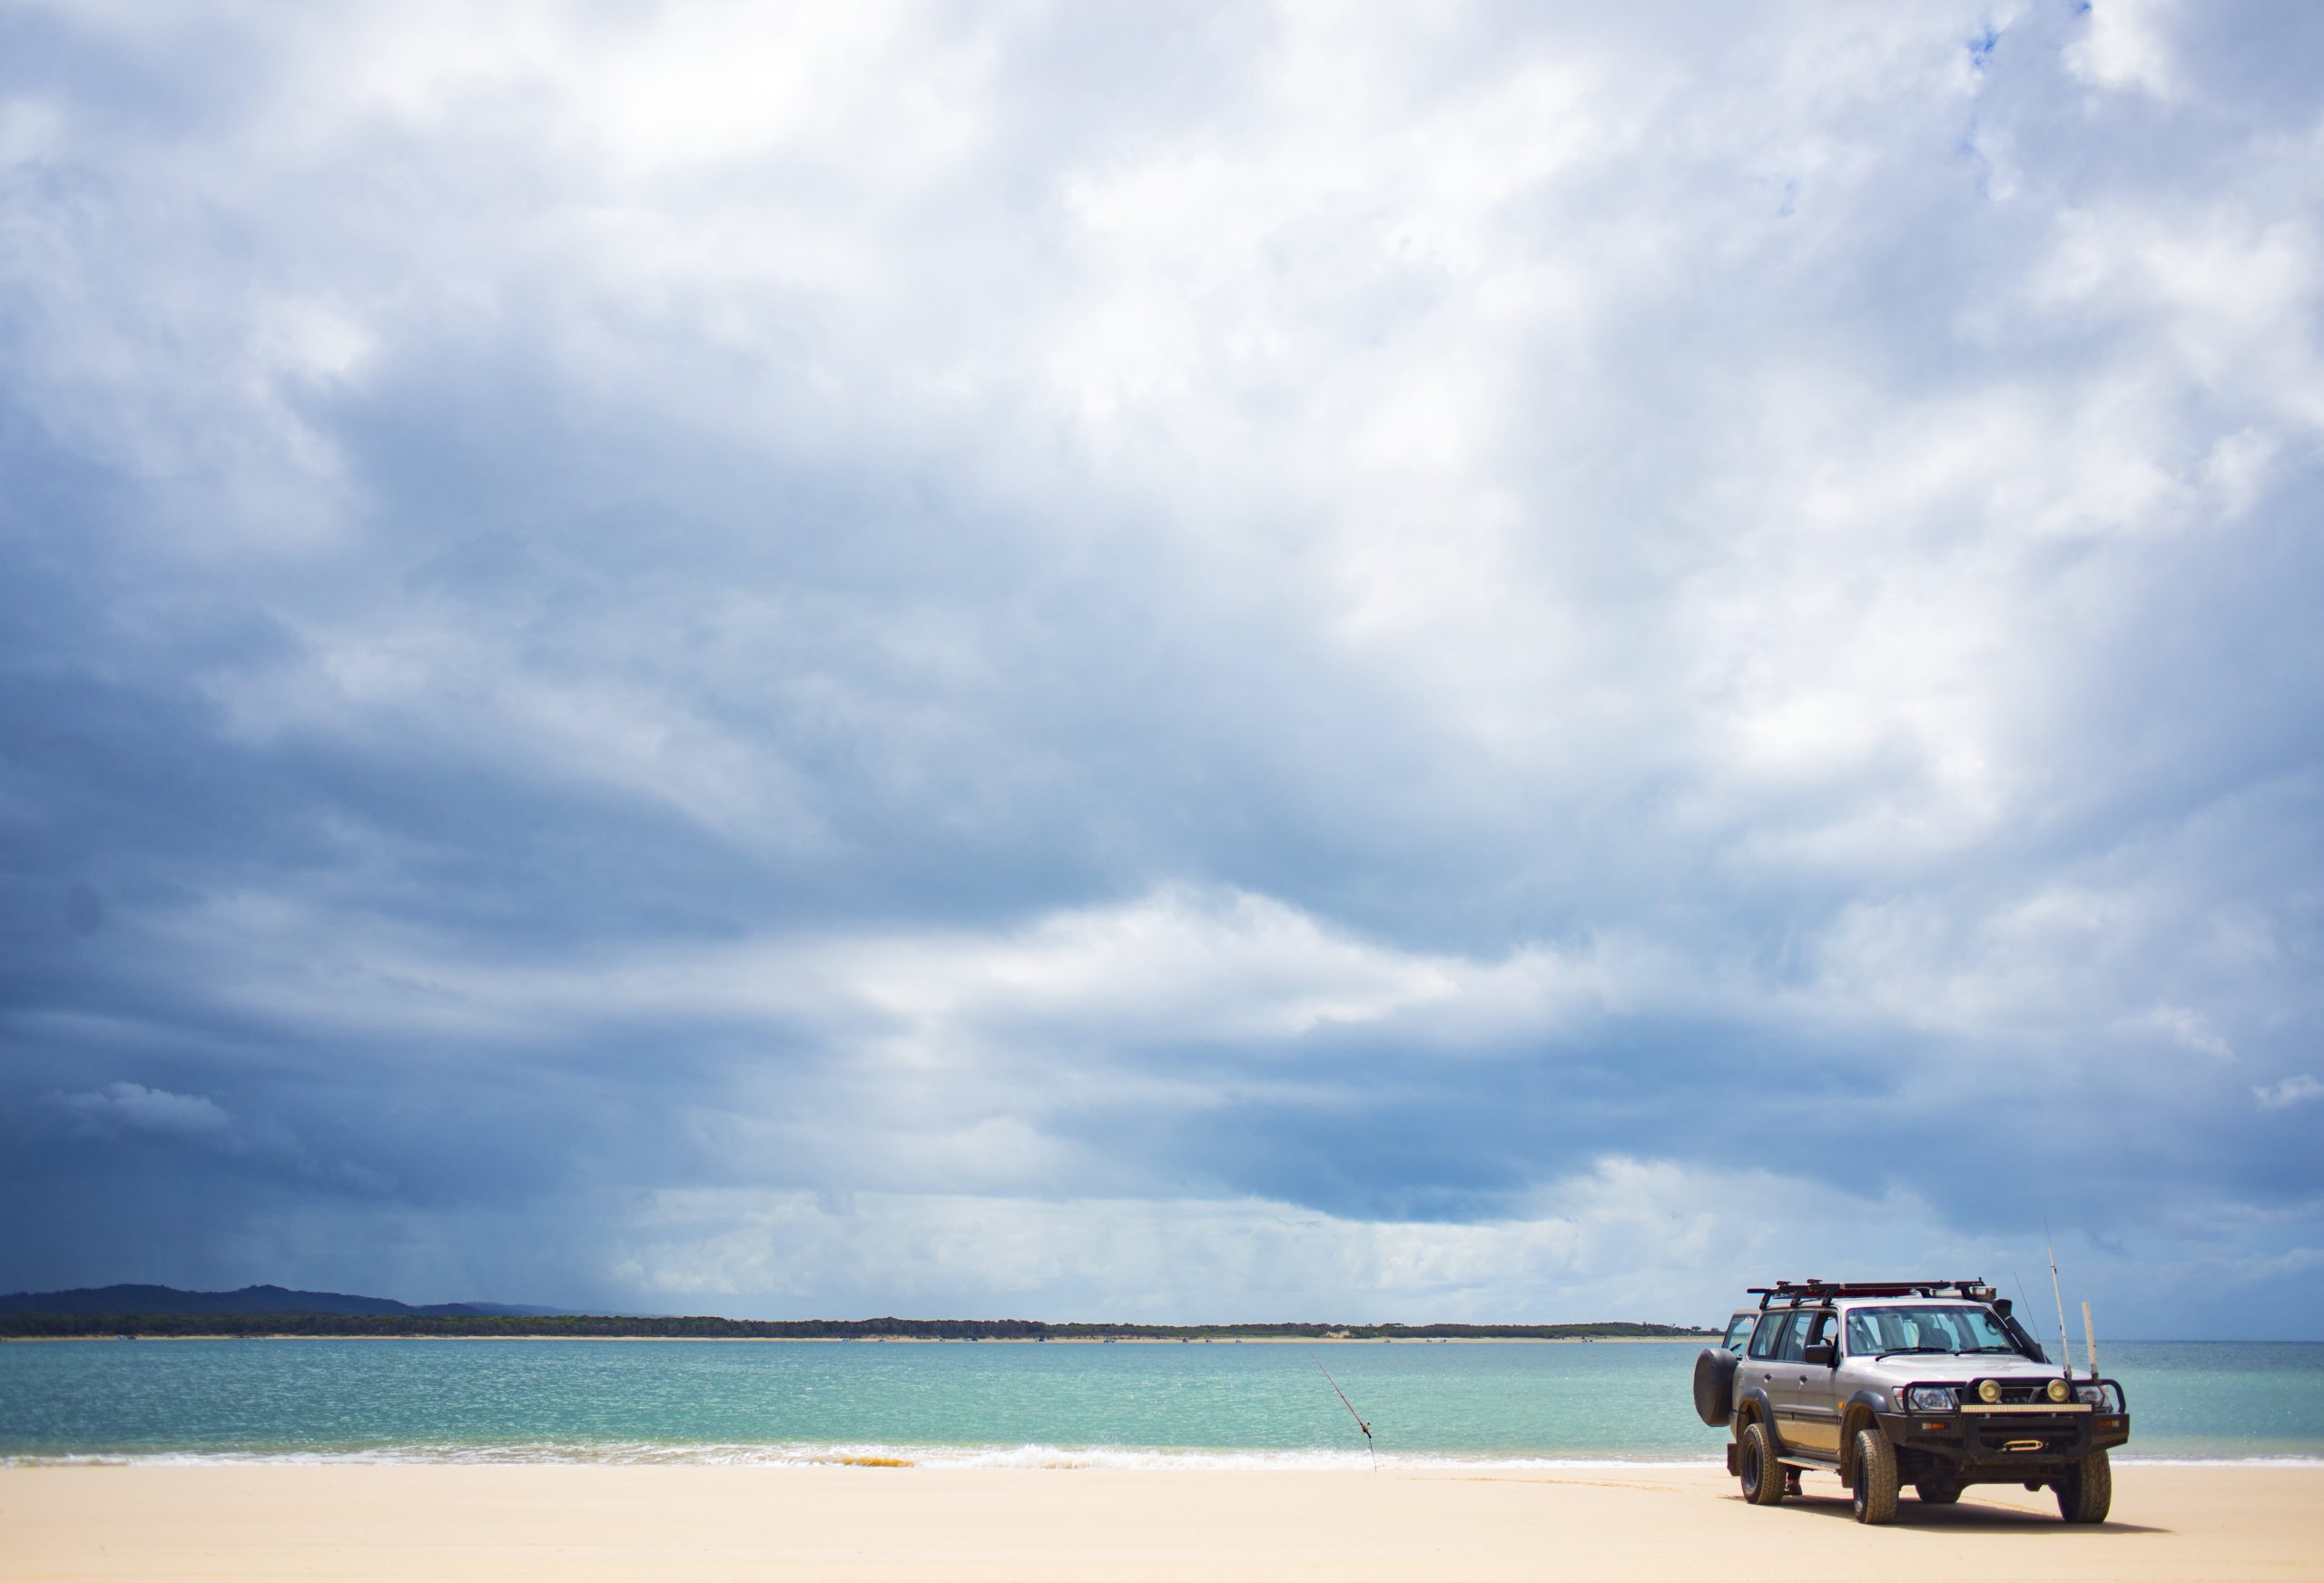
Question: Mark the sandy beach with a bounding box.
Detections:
[5,1462,2318,1582]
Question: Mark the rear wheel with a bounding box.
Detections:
[2055,1450,2112,1524]
[1850,1427,1898,1525]
[1738,1421,1785,1506]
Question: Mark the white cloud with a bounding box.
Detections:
[21,0,2306,890]
[2063,0,2181,101]
[2254,1075,2324,1111]
[599,1153,2302,1329]
[139,882,1657,1062]
[606,1155,1942,1322]
[2135,1003,2234,1061]
[49,1081,231,1140]
[2201,427,2279,519]
[0,95,64,168]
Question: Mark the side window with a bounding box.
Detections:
[1775,1312,1812,1362]
[1747,1313,1787,1360]
[1723,1315,1755,1352]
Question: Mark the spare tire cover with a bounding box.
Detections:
[1693,1346,1739,1428]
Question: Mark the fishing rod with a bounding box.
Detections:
[2045,1229,2074,1378]
[1306,1347,1375,1470]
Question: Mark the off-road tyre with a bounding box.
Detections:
[1850,1427,1899,1525]
[2054,1449,2112,1524]
[1692,1348,1738,1428]
[1915,1474,1963,1505]
[1738,1420,1786,1506]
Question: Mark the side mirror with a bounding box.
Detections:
[1803,1342,1837,1367]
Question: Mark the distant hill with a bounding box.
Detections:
[0,1283,569,1319]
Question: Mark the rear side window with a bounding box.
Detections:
[1747,1313,1787,1359]
[1723,1314,1755,1352]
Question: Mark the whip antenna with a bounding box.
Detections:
[1307,1347,1375,1470]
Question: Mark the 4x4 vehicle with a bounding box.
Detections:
[1691,1278,2129,1525]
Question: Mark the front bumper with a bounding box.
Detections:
[1876,1405,2130,1468]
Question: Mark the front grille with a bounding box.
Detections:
[1998,1376,2073,1403]
[1955,1382,2060,1405]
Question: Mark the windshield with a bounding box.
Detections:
[1845,1305,2024,1357]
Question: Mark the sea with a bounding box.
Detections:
[2,1338,2318,1467]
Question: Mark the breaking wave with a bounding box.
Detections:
[8,1442,2319,1470]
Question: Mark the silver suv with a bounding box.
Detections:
[1691,1279,2129,1525]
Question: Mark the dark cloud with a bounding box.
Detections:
[1,1,2319,1333]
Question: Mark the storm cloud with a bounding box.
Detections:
[3,0,2320,1335]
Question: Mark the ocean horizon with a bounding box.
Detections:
[5,1336,2319,1469]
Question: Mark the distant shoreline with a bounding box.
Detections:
[0,1289,1715,1344]
[0,1307,1713,1343]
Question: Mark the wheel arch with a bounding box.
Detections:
[1838,1399,1884,1482]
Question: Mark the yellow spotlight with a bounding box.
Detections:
[1976,1380,2002,1404]
[2046,1379,2071,1403]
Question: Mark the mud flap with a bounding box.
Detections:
[1726,1443,1739,1476]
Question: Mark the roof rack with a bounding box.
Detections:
[1748,1279,1997,1309]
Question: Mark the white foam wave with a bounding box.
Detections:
[4,1442,1715,1470]
[2110,1454,2324,1468]
[8,1442,2319,1470]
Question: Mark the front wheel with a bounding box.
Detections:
[1850,1427,1898,1525]
[2055,1450,2112,1524]
[1738,1421,1785,1506]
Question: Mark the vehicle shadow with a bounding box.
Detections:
[1748,1492,2171,1536]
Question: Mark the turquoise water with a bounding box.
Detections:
[1,1339,2317,1465]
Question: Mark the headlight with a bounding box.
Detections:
[1906,1385,1957,1412]
[1975,1379,2002,1404]
[2046,1378,2071,1403]
[2074,1383,2121,1411]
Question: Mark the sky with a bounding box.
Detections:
[1,0,2320,1339]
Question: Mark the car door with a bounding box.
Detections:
[1774,1308,1842,1457]
[1741,1311,1791,1435]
